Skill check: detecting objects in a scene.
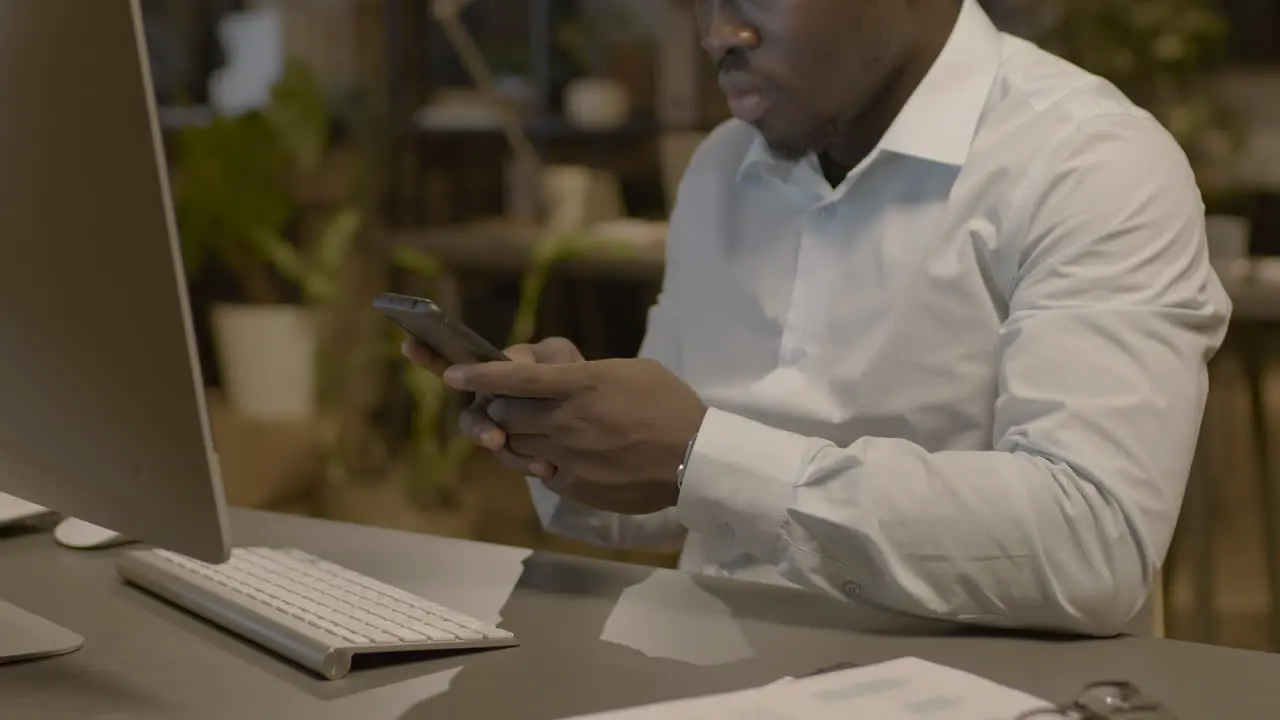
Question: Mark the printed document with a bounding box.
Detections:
[562,657,1048,720]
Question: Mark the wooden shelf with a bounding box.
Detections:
[412,116,662,140]
[388,219,665,280]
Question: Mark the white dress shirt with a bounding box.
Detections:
[527,0,1231,635]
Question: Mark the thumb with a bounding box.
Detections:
[402,339,450,375]
[444,361,585,399]
[503,344,538,364]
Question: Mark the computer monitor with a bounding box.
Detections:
[0,0,231,661]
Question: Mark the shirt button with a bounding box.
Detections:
[842,581,862,599]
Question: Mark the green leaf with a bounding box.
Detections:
[315,207,362,276]
[509,231,581,346]
[392,245,446,280]
[171,111,293,293]
[250,230,309,287]
[264,61,330,175]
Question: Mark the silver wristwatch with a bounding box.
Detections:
[676,433,698,490]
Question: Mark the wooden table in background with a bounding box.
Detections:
[1185,262,1280,649]
[389,220,665,278]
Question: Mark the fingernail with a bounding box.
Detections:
[481,429,504,450]
[443,367,466,387]
[530,460,552,478]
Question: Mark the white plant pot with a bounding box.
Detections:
[564,77,631,130]
[212,304,317,421]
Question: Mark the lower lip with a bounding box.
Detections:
[726,90,770,123]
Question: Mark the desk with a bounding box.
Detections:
[3,510,1279,719]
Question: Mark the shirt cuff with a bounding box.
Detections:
[674,407,813,562]
[526,476,563,529]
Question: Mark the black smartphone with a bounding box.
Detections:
[374,292,508,365]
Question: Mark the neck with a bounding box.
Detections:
[817,1,962,184]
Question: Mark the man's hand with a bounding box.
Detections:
[443,357,708,515]
[402,336,583,477]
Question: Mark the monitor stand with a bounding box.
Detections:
[0,598,83,665]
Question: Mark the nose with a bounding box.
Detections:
[699,1,760,57]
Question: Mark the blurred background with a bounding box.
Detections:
[142,0,1280,652]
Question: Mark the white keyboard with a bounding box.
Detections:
[116,547,518,680]
[0,492,50,526]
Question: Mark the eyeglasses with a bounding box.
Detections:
[1015,681,1177,719]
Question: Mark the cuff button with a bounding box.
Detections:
[719,522,735,542]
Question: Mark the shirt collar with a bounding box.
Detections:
[739,0,1003,181]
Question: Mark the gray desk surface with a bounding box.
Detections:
[2,509,1278,719]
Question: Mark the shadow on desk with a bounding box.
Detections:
[0,518,57,541]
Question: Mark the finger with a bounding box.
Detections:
[460,404,506,451]
[540,472,574,496]
[531,337,584,364]
[486,398,559,434]
[506,433,556,462]
[503,344,538,364]
[493,447,556,478]
[401,338,450,375]
[444,361,587,399]
[495,447,534,474]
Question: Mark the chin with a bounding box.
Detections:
[759,133,811,162]
[754,118,816,162]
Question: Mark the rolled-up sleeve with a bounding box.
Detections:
[674,114,1231,636]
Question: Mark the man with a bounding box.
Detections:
[406,0,1231,635]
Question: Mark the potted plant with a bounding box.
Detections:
[1039,0,1237,180]
[556,11,635,130]
[1032,0,1246,264]
[485,42,538,120]
[174,61,363,421]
